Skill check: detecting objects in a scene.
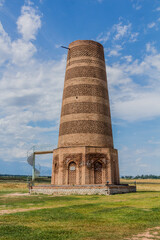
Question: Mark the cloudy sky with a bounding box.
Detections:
[0,0,160,176]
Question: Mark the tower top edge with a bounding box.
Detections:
[69,40,104,49]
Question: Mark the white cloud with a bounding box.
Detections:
[0,2,42,67]
[55,43,64,49]
[17,5,41,41]
[0,22,11,65]
[129,32,139,42]
[107,47,160,121]
[97,20,138,44]
[119,145,160,176]
[155,7,160,11]
[108,50,120,57]
[107,45,123,57]
[148,139,160,145]
[0,0,5,7]
[0,31,35,67]
[122,55,132,63]
[132,4,142,10]
[131,0,143,11]
[0,2,66,164]
[147,22,156,29]
[0,54,66,162]
[97,31,110,43]
[135,5,141,10]
[113,22,131,40]
[11,39,36,64]
[146,42,157,54]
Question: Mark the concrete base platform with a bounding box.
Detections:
[30,184,136,195]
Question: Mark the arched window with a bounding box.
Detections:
[68,162,76,185]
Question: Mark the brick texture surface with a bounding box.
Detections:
[67,58,105,68]
[63,84,108,99]
[59,120,112,136]
[65,66,107,81]
[67,45,104,61]
[61,102,110,116]
[51,40,121,188]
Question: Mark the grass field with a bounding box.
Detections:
[0,179,160,240]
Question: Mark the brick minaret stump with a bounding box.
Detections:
[51,40,120,186]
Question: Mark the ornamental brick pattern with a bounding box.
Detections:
[51,40,120,186]
[59,120,112,136]
[65,66,107,81]
[67,44,105,61]
[63,84,108,100]
[61,102,110,116]
[67,58,105,67]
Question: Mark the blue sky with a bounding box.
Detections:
[0,0,160,176]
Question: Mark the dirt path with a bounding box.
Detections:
[2,192,30,197]
[0,206,53,215]
[126,227,160,240]
[0,193,53,215]
[0,204,61,215]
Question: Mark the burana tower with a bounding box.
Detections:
[51,40,120,186]
[31,40,136,195]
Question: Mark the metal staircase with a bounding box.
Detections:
[27,145,54,182]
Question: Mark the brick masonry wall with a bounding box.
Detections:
[58,134,113,148]
[67,44,105,61]
[59,120,112,136]
[65,66,107,81]
[58,40,113,148]
[67,58,105,68]
[51,146,120,185]
[61,102,110,117]
[51,40,120,187]
[63,84,108,99]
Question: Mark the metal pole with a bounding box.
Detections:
[32,146,35,184]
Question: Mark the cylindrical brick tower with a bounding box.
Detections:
[58,40,113,149]
[52,40,120,186]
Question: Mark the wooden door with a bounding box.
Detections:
[68,162,76,185]
[94,162,102,184]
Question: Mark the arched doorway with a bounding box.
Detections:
[94,161,102,184]
[68,162,76,185]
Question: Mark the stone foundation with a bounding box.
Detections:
[30,184,136,195]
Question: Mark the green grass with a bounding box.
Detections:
[0,180,160,239]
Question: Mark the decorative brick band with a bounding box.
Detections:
[61,102,110,117]
[65,66,106,81]
[67,45,104,61]
[60,113,111,124]
[59,120,112,136]
[63,153,82,166]
[62,96,109,106]
[67,59,105,68]
[64,77,107,89]
[86,153,107,161]
[69,40,103,49]
[63,84,108,100]
[58,134,113,148]
[67,56,105,66]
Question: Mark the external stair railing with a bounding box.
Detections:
[27,144,54,184]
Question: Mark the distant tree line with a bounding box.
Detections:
[121,175,160,179]
[0,175,51,182]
